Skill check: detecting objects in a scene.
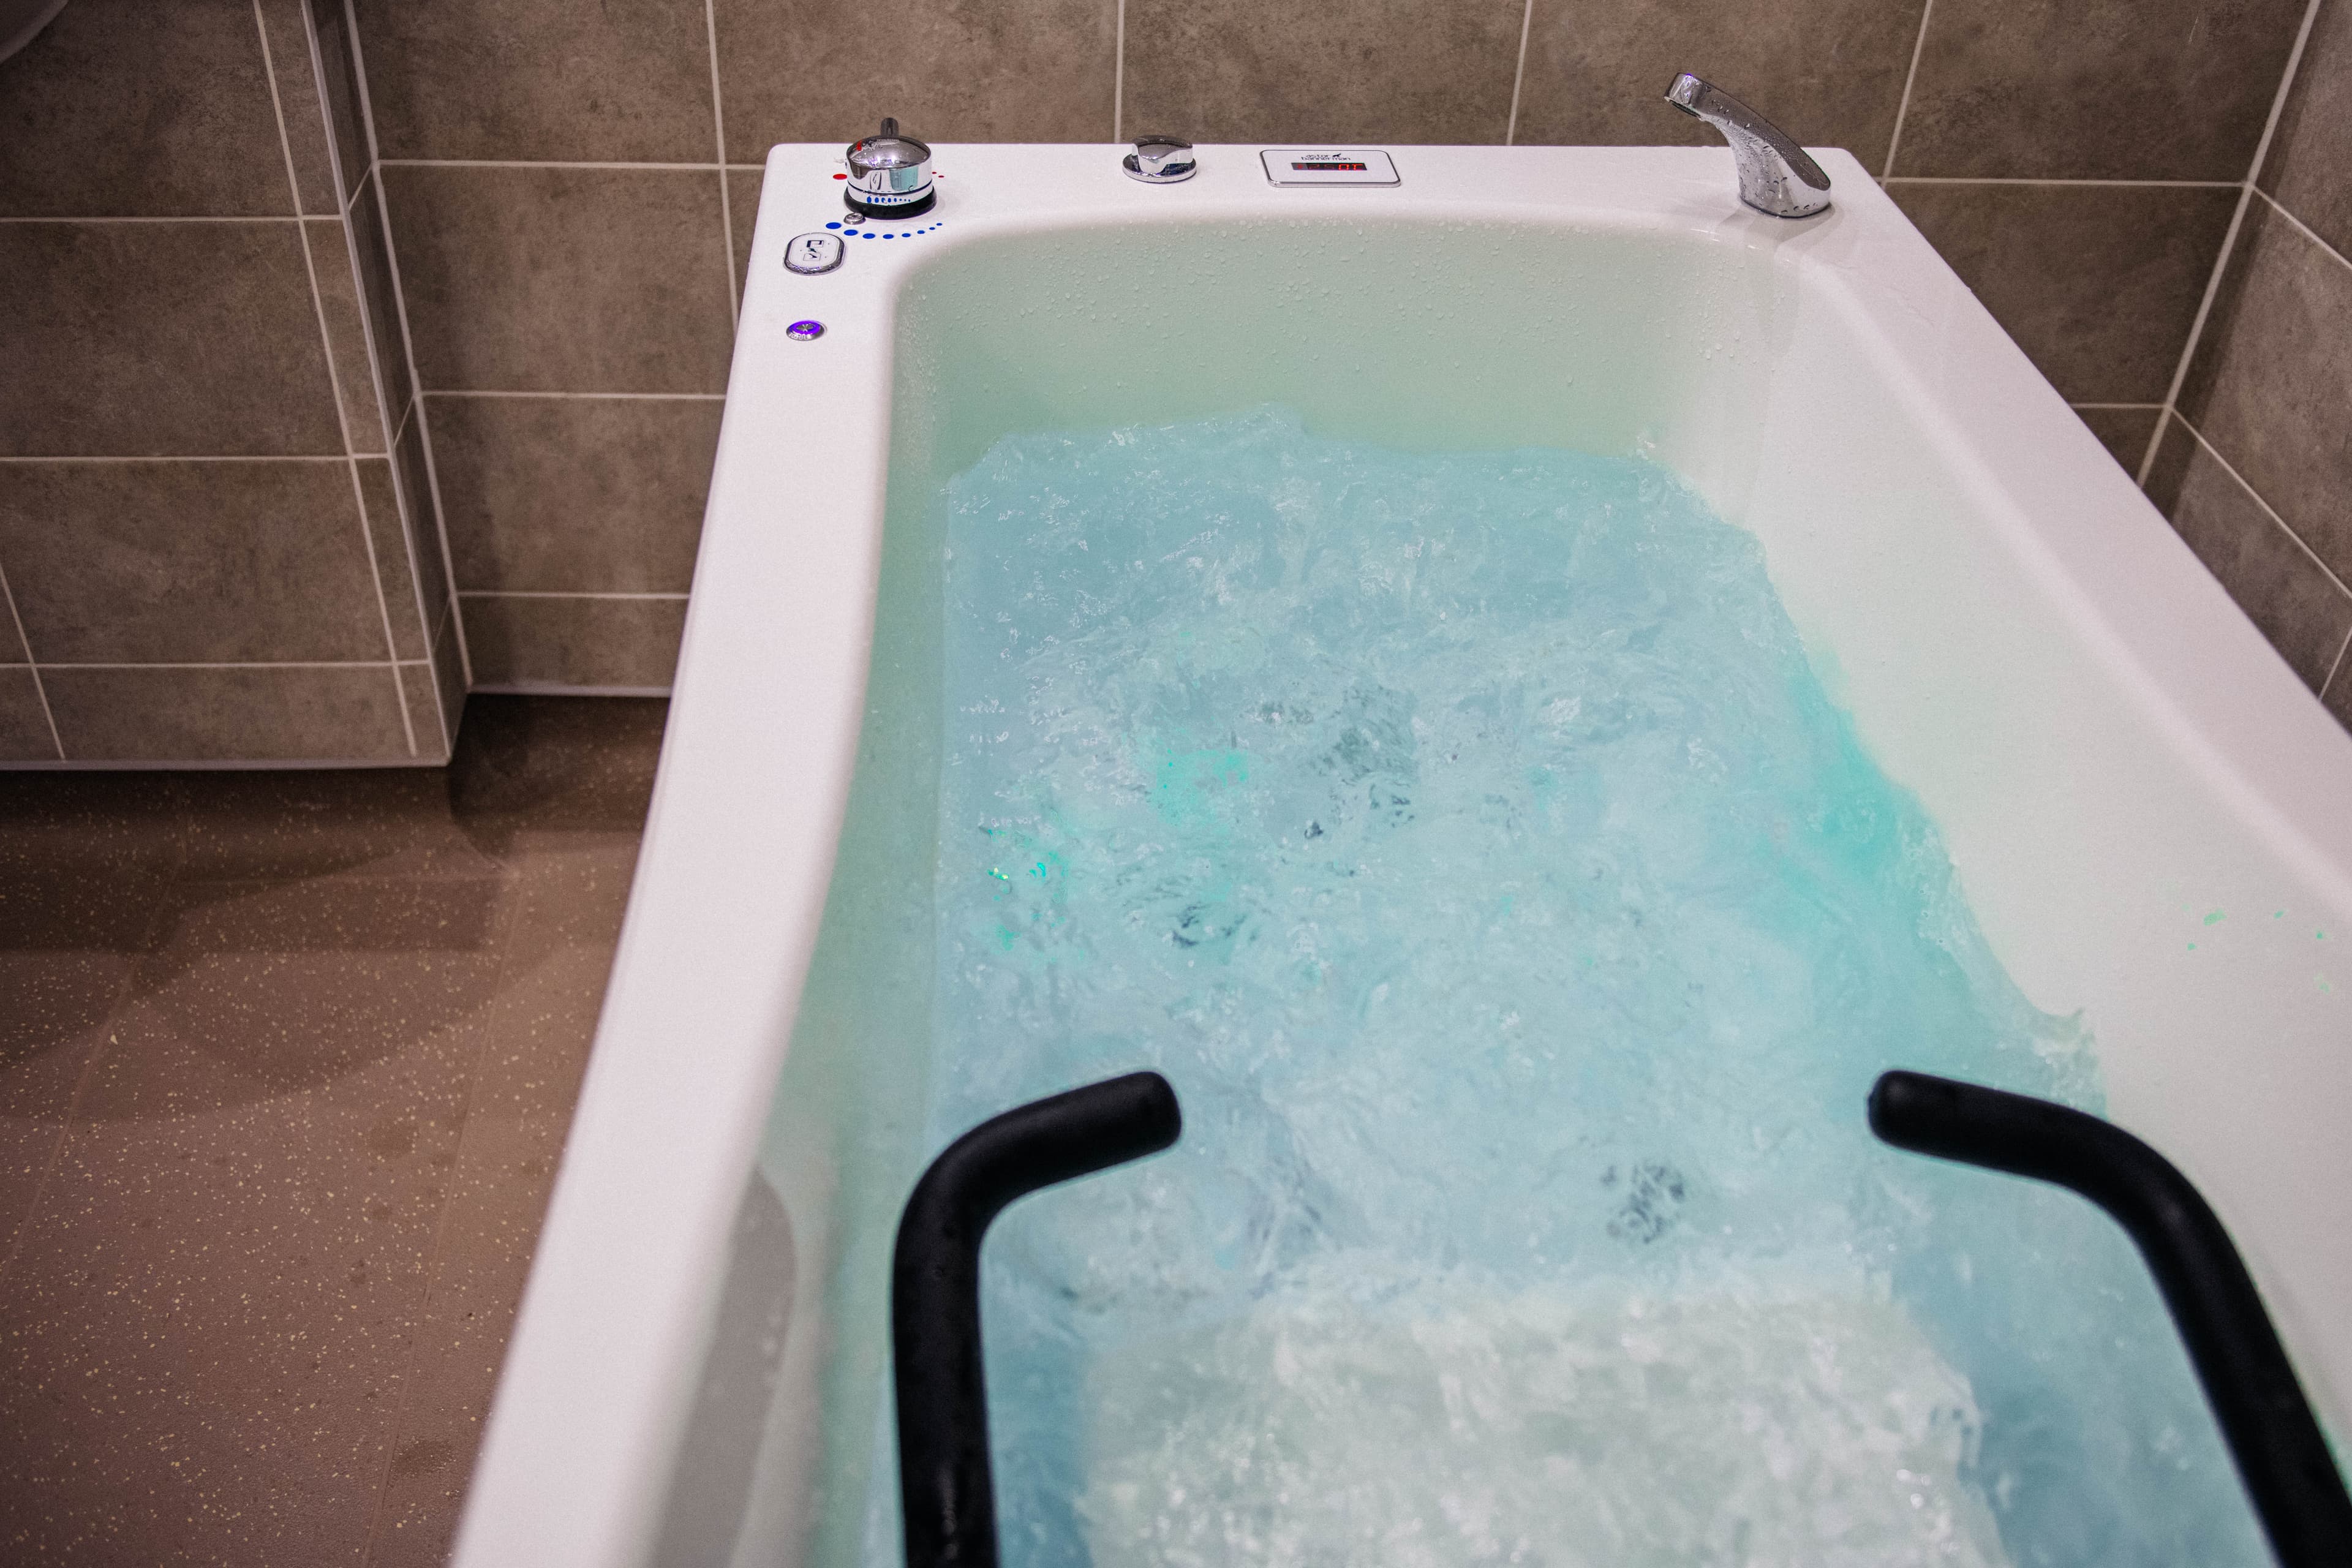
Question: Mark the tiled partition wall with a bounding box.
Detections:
[0,0,462,764]
[2145,0,2352,726]
[350,0,2342,723]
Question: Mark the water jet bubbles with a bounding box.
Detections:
[886,405,2266,1568]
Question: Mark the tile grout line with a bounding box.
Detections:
[458,590,690,601]
[2177,412,2352,603]
[345,0,475,692]
[377,157,722,170]
[0,562,66,758]
[0,454,356,464]
[2138,0,2324,486]
[34,660,412,670]
[704,0,737,328]
[1504,0,1534,145]
[304,0,451,755]
[2138,191,2249,488]
[0,214,307,224]
[1880,0,1936,179]
[2323,625,2352,702]
[425,389,727,401]
[2251,183,2352,276]
[1112,0,1126,141]
[344,6,462,1520]
[256,0,417,759]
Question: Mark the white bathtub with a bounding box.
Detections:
[451,143,2352,1568]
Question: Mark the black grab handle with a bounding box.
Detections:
[892,1071,1182,1568]
[1869,1069,2352,1568]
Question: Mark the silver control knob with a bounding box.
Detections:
[1123,134,1196,184]
[845,117,934,217]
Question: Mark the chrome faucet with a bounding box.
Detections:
[1664,74,1831,219]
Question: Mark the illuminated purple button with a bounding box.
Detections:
[786,319,824,341]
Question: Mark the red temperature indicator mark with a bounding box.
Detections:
[832,172,848,179]
[1293,161,1369,172]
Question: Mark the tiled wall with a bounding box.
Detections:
[2144,0,2352,726]
[6,1,2343,752]
[0,0,464,764]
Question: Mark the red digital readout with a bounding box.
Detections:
[1293,160,1370,172]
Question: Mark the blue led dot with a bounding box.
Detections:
[882,232,895,239]
[825,221,842,229]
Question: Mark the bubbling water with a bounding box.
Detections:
[870,408,2264,1567]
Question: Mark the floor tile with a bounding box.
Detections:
[0,697,666,1561]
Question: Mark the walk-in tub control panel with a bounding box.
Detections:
[1261,148,1400,185]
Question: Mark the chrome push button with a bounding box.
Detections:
[785,232,845,274]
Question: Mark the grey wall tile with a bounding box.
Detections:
[0,0,290,216]
[395,409,450,641]
[430,613,466,750]
[2145,417,2352,691]
[1894,0,2308,179]
[258,0,339,215]
[1125,0,1520,144]
[308,0,369,200]
[398,663,449,763]
[2260,0,2352,262]
[1517,0,1923,165]
[429,396,720,595]
[714,0,1114,153]
[42,665,412,762]
[306,218,387,451]
[2180,199,2352,584]
[358,458,426,660]
[0,668,57,761]
[729,168,761,309]
[461,596,686,689]
[0,461,388,663]
[2073,406,2162,472]
[0,222,344,457]
[351,173,417,426]
[382,166,734,394]
[1890,181,2239,402]
[350,0,715,162]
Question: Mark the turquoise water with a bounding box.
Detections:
[878,408,2266,1567]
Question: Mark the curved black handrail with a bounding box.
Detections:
[892,1070,1182,1568]
[1869,1069,2352,1568]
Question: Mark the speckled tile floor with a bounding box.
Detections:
[0,696,667,1566]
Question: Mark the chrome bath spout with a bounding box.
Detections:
[1664,73,1832,219]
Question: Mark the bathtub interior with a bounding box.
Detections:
[648,216,2352,1567]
